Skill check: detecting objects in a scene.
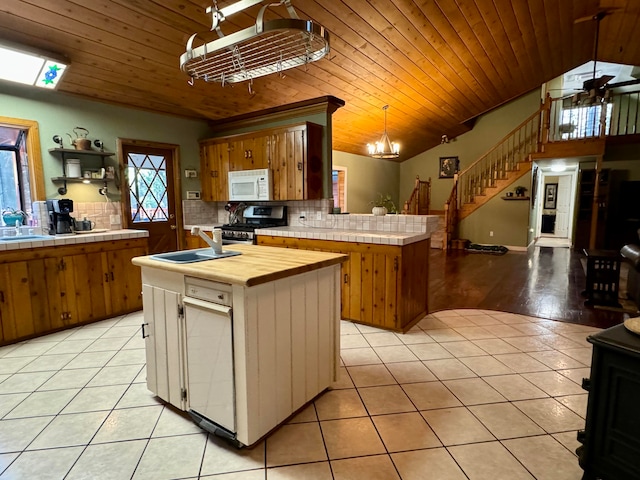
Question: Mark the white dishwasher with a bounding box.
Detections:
[183,277,237,443]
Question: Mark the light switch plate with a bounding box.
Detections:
[184,169,198,178]
[186,191,201,200]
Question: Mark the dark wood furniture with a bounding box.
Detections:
[578,323,640,480]
[575,169,613,251]
[583,249,622,307]
[541,214,556,234]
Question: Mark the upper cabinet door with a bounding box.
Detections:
[200,141,230,201]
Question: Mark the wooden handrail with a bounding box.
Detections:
[402,176,431,215]
[456,105,545,179]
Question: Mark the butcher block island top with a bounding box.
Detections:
[132,244,346,286]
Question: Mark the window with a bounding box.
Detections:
[560,103,613,139]
[0,117,45,211]
[0,126,32,215]
[332,167,347,212]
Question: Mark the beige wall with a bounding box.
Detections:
[332,151,400,214]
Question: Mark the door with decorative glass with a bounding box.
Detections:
[121,143,179,254]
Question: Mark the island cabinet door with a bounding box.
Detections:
[141,284,184,410]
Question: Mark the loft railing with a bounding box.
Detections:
[402,176,431,215]
[547,90,640,141]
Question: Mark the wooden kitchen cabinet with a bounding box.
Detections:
[270,123,323,201]
[200,141,230,202]
[199,122,323,201]
[0,237,147,345]
[256,236,430,332]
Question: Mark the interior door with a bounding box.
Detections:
[121,143,180,254]
[555,175,572,237]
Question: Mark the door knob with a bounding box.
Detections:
[170,225,177,230]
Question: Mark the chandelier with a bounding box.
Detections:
[367,105,400,159]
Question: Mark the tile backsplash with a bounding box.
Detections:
[29,200,123,233]
[183,198,435,234]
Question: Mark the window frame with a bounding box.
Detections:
[0,116,45,202]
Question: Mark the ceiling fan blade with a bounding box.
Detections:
[583,74,615,91]
[606,78,640,89]
[574,8,622,24]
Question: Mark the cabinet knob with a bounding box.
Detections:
[581,378,591,391]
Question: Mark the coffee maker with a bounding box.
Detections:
[47,199,74,235]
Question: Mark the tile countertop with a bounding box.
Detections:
[0,229,148,251]
[256,226,433,246]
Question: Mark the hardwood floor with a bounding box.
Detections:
[429,246,632,329]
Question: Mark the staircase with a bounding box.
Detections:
[404,89,640,250]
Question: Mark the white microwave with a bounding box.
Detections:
[228,168,273,201]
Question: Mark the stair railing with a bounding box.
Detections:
[443,100,548,248]
[402,176,431,215]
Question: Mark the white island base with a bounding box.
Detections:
[133,245,344,447]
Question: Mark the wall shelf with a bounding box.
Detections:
[49,148,116,194]
[48,148,115,157]
[501,196,530,200]
[51,177,116,184]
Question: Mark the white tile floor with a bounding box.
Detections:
[0,309,599,479]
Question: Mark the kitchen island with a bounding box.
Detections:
[132,244,346,447]
[257,215,439,333]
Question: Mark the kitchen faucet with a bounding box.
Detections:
[191,226,223,255]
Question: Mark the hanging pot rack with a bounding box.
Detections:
[180,0,330,85]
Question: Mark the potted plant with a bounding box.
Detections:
[1,208,27,226]
[370,193,397,216]
[514,185,528,197]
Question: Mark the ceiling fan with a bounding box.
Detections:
[552,8,640,103]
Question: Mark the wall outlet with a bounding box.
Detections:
[489,231,494,237]
[186,190,201,199]
[316,211,322,220]
[300,211,307,219]
[110,214,121,225]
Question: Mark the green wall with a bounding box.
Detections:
[1,82,210,202]
[459,171,532,246]
[332,151,400,214]
[399,89,542,213]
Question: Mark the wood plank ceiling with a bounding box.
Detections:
[1,0,640,161]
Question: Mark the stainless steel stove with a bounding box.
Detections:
[221,205,287,244]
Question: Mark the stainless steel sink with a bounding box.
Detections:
[0,235,52,242]
[150,248,242,264]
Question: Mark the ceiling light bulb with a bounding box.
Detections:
[551,164,566,172]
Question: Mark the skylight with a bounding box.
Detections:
[0,42,68,89]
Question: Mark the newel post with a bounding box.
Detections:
[541,93,552,146]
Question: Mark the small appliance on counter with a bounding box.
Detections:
[46,199,74,235]
[220,205,287,244]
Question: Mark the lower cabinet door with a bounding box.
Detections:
[184,297,235,433]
